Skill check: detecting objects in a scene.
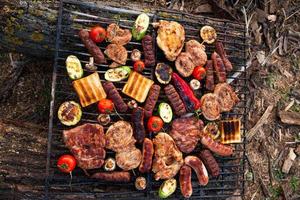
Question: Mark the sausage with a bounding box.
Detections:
[199,150,220,177]
[211,52,226,83]
[103,82,128,113]
[132,107,146,144]
[205,60,214,91]
[144,84,161,118]
[215,41,233,72]
[142,35,155,67]
[164,84,187,116]
[184,156,209,186]
[200,134,234,156]
[139,138,154,173]
[91,171,131,182]
[179,165,192,198]
[78,30,106,64]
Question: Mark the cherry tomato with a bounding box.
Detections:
[133,61,145,72]
[98,99,114,113]
[89,26,106,43]
[57,154,76,173]
[147,116,164,132]
[192,66,206,80]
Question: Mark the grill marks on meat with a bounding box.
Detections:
[199,150,220,177]
[211,52,226,83]
[78,30,106,64]
[184,156,209,186]
[200,134,234,157]
[214,83,239,112]
[103,82,128,113]
[132,107,146,144]
[200,93,221,121]
[205,60,214,91]
[106,23,132,46]
[144,84,161,118]
[142,35,156,67]
[185,40,207,67]
[169,117,203,153]
[164,84,186,116]
[139,138,154,173]
[63,123,106,169]
[104,44,128,65]
[152,132,183,180]
[116,147,142,171]
[91,171,131,182]
[179,165,192,198]
[215,41,233,72]
[175,52,195,77]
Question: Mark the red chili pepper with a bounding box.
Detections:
[172,73,201,112]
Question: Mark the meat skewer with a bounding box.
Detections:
[103,82,128,113]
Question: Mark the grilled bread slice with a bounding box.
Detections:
[220,119,241,144]
[73,72,107,107]
[122,71,154,103]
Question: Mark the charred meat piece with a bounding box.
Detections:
[200,93,221,121]
[116,147,142,170]
[211,52,226,83]
[185,40,207,67]
[139,138,154,173]
[106,23,132,46]
[104,44,128,65]
[205,60,214,91]
[214,83,239,112]
[215,41,233,71]
[199,150,220,177]
[79,30,106,64]
[132,107,146,144]
[103,82,128,113]
[179,165,192,198]
[154,20,185,61]
[184,156,209,186]
[63,123,106,169]
[152,132,184,180]
[91,171,131,182]
[169,117,203,153]
[175,52,195,77]
[144,84,161,118]
[142,35,156,67]
[164,84,187,116]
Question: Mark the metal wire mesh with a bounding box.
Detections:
[46,0,248,199]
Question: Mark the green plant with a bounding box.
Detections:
[269,186,282,199]
[290,176,299,192]
[273,168,285,181]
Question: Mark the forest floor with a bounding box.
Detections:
[0,0,299,199]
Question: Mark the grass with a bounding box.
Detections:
[269,186,283,199]
[273,168,285,181]
[266,73,278,89]
[290,176,299,192]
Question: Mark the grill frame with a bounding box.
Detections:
[45,0,249,199]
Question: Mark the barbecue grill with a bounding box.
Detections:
[46,0,249,199]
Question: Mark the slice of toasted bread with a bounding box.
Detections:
[122,71,154,103]
[72,72,107,107]
[220,119,241,144]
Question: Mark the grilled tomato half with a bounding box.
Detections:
[57,154,77,173]
[58,101,82,126]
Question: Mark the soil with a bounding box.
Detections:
[0,0,299,199]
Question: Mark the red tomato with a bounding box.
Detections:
[133,61,145,72]
[147,116,164,132]
[192,66,206,80]
[89,26,106,43]
[98,99,114,113]
[57,155,76,173]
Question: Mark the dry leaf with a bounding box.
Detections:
[256,51,266,64]
[267,14,277,22]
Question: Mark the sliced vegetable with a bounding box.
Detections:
[190,79,201,90]
[97,114,111,126]
[66,55,83,80]
[133,60,145,72]
[147,116,164,132]
[204,122,220,140]
[155,63,172,84]
[131,49,142,62]
[132,13,150,41]
[158,103,173,123]
[200,25,217,44]
[159,178,177,199]
[98,99,114,114]
[57,154,76,173]
[135,177,147,190]
[58,101,82,126]
[104,66,131,82]
[89,26,106,43]
[103,158,116,171]
[192,66,206,80]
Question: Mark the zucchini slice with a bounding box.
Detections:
[158,102,173,123]
[132,13,150,41]
[104,66,131,82]
[66,55,83,80]
[58,101,82,126]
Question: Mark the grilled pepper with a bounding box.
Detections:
[172,73,201,112]
[159,178,177,198]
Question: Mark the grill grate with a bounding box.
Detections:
[46,0,248,199]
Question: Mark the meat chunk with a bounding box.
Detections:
[116,147,142,171]
[63,123,106,169]
[152,132,183,180]
[214,83,239,112]
[169,117,203,153]
[164,84,186,116]
[205,60,214,91]
[104,44,128,65]
[199,150,220,177]
[175,52,195,77]
[106,23,132,46]
[200,93,221,121]
[185,40,207,67]
[215,41,233,71]
[103,82,128,113]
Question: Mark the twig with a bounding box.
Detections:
[245,153,255,182]
[250,188,259,200]
[285,9,300,21]
[284,99,295,111]
[241,6,254,37]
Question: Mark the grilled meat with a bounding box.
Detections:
[214,83,239,112]
[184,156,209,186]
[139,138,154,173]
[154,20,185,61]
[185,40,207,67]
[106,23,132,46]
[91,171,131,182]
[179,165,192,198]
[63,123,106,169]
[199,150,220,177]
[152,132,183,180]
[116,147,142,171]
[144,84,161,118]
[142,35,156,67]
[175,52,195,77]
[132,107,146,144]
[211,52,226,83]
[215,41,233,71]
[104,44,128,65]
[169,117,203,153]
[103,82,128,113]
[205,60,214,91]
[164,84,186,116]
[200,134,234,156]
[200,93,221,121]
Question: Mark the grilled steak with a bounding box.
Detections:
[185,40,207,67]
[63,123,106,169]
[116,147,142,170]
